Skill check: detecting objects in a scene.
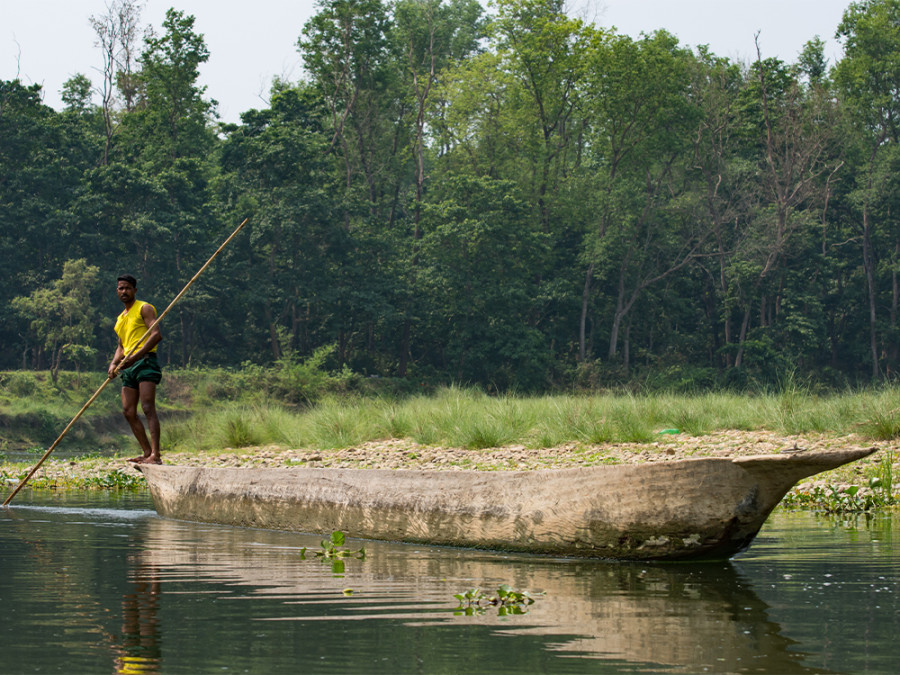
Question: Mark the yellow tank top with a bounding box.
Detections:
[114,300,158,354]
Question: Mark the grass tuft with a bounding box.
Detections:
[861,408,900,440]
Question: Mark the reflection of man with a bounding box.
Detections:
[115,560,162,674]
[108,274,163,465]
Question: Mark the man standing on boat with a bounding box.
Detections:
[108,274,163,465]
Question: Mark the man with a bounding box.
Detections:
[108,274,163,464]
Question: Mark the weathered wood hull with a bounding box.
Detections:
[138,447,876,561]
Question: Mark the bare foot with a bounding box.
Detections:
[126,455,148,463]
[140,456,162,465]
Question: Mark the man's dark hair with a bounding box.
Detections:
[117,274,138,288]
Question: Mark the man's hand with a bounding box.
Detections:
[119,354,139,370]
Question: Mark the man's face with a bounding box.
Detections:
[117,281,136,305]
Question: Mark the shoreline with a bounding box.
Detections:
[3,430,897,501]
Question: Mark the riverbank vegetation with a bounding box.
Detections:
[171,379,900,452]
[3,366,898,510]
[4,367,900,455]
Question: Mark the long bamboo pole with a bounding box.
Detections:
[3,217,249,507]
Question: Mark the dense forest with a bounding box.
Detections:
[4,0,900,391]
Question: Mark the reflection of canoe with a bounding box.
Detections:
[138,446,875,561]
[135,517,825,672]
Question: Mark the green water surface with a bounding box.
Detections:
[1,491,897,673]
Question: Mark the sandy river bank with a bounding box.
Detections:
[3,430,896,498]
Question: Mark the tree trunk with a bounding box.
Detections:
[890,242,899,372]
[264,304,280,360]
[862,209,880,379]
[398,320,411,378]
[579,263,593,362]
[608,307,625,361]
[734,303,752,369]
[179,310,188,366]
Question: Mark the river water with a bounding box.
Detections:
[1,490,896,674]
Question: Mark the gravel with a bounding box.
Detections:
[9,430,897,496]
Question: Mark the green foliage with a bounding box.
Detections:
[0,371,39,398]
[2,467,145,491]
[12,259,101,383]
[8,367,900,457]
[7,1,900,392]
[454,584,538,616]
[61,74,94,112]
[836,0,900,136]
[783,481,897,512]
[419,174,550,389]
[268,345,356,405]
[223,409,264,448]
[136,9,214,164]
[783,450,896,512]
[175,346,355,408]
[869,450,896,503]
[0,371,123,452]
[312,531,366,559]
[84,469,146,490]
[299,530,367,574]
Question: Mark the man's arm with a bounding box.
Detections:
[108,340,125,378]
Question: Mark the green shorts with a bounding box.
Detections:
[120,353,162,389]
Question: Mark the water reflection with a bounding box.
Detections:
[6,498,892,673]
[1,499,163,673]
[134,517,823,673]
[115,557,161,674]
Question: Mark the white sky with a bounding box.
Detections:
[2,1,852,124]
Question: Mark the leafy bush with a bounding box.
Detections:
[0,371,38,398]
[267,345,356,404]
[172,345,356,408]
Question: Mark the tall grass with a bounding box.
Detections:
[7,368,900,453]
[158,384,900,452]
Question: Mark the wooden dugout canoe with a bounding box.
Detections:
[138,446,877,561]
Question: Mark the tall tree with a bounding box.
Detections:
[218,82,338,362]
[89,0,145,164]
[12,259,101,381]
[729,46,843,369]
[489,0,592,231]
[835,0,900,378]
[393,0,485,231]
[418,173,550,387]
[134,8,214,164]
[0,80,101,368]
[687,49,752,369]
[97,9,219,365]
[299,0,399,226]
[577,31,701,365]
[389,0,487,374]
